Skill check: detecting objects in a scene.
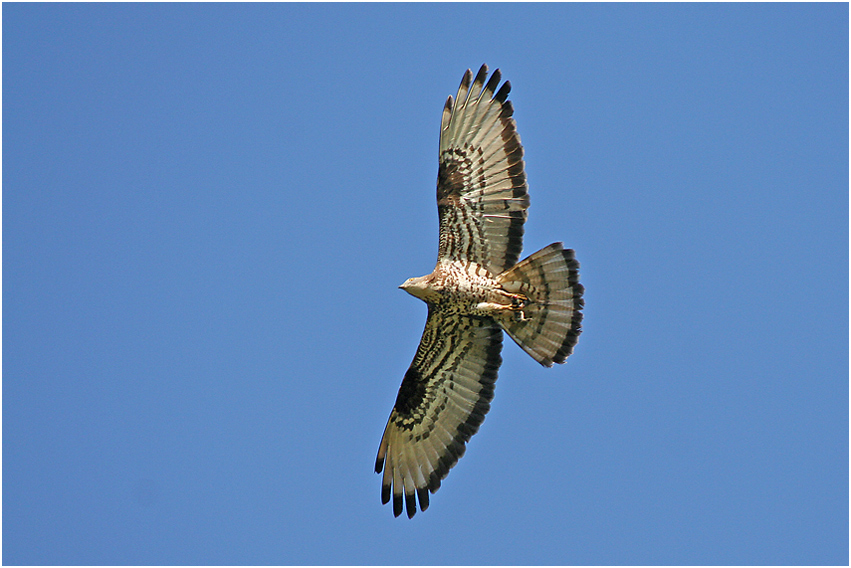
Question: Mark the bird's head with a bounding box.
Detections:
[399,274,440,302]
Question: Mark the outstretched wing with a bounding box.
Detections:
[375,308,503,518]
[437,64,530,275]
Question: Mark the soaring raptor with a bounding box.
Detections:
[375,65,584,518]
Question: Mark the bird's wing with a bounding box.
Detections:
[436,64,530,275]
[375,307,503,518]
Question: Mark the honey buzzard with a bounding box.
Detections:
[375,65,584,518]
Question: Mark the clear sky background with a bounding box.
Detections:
[3,3,848,565]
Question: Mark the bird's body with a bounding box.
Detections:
[401,260,510,312]
[376,65,584,518]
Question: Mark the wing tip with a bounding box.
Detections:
[417,487,430,512]
[393,492,403,517]
[461,67,473,85]
[405,492,417,519]
[494,79,511,103]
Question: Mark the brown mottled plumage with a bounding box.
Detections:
[375,65,584,518]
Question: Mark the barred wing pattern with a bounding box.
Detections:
[374,309,502,518]
[437,64,530,275]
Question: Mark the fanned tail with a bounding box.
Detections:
[496,243,584,367]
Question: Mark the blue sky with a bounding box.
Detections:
[3,3,848,565]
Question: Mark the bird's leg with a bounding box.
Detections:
[474,289,531,319]
[479,290,530,321]
[496,289,528,309]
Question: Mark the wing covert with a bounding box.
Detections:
[375,308,503,518]
[436,64,530,274]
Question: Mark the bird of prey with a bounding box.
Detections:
[375,64,584,518]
